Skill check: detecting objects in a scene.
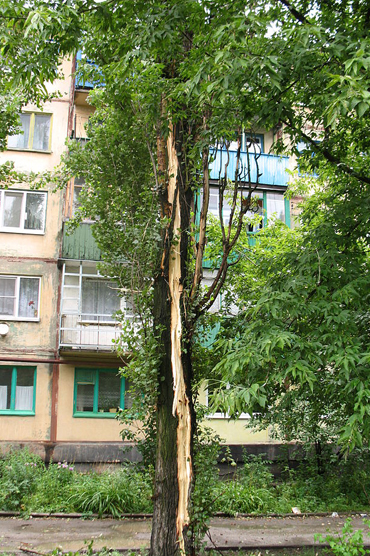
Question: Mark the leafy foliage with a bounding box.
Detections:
[316,518,370,556]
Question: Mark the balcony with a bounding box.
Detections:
[62,223,103,261]
[59,313,122,350]
[209,149,289,187]
[59,261,135,351]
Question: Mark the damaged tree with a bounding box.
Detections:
[150,117,255,554]
[1,0,284,553]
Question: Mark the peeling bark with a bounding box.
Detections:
[167,126,192,553]
[150,122,193,556]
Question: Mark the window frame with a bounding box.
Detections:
[0,275,41,321]
[0,366,36,415]
[0,189,47,234]
[7,112,53,153]
[73,368,125,418]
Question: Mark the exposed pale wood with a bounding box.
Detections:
[167,125,192,553]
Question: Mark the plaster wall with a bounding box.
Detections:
[0,59,73,174]
[0,259,60,356]
[57,364,124,442]
[0,186,64,260]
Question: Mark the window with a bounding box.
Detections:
[244,133,264,153]
[0,190,47,233]
[72,177,85,216]
[0,276,40,320]
[218,133,264,153]
[8,113,52,152]
[266,193,285,223]
[74,368,131,417]
[81,278,120,322]
[0,366,36,414]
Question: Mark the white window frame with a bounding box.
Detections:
[0,275,41,321]
[0,190,47,234]
[7,112,52,152]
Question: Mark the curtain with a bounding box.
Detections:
[0,386,7,410]
[25,193,46,231]
[15,386,33,410]
[33,115,50,151]
[266,193,285,222]
[82,279,119,321]
[0,277,16,316]
[18,278,39,318]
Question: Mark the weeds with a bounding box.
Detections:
[1,448,370,518]
[316,518,370,556]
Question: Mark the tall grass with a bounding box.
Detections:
[1,448,370,517]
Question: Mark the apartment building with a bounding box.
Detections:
[0,56,295,463]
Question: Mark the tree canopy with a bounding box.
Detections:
[2,0,370,553]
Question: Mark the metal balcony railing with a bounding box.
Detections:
[59,313,122,350]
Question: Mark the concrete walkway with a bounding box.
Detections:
[0,514,369,554]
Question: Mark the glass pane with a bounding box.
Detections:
[24,193,46,231]
[245,134,263,153]
[3,191,23,228]
[7,114,31,149]
[98,372,121,412]
[245,194,263,232]
[266,193,285,222]
[82,279,119,321]
[0,277,16,316]
[0,368,12,410]
[32,114,50,151]
[18,278,39,318]
[207,187,232,224]
[15,368,34,411]
[72,186,83,215]
[76,383,94,412]
[124,377,134,410]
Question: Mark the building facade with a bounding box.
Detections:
[0,57,296,464]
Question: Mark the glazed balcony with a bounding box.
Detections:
[209,149,289,187]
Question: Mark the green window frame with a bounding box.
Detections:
[7,112,53,152]
[73,368,125,418]
[0,366,36,415]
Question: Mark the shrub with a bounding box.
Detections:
[0,448,44,511]
[29,461,77,513]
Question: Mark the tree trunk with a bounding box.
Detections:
[150,123,194,556]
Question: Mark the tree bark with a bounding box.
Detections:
[150,123,194,556]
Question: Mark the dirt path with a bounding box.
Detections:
[0,515,369,554]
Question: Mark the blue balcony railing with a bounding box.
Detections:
[209,148,289,187]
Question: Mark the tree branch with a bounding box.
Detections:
[276,0,310,24]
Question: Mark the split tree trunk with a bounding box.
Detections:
[150,123,195,556]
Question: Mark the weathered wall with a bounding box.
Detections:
[56,364,126,442]
[0,362,52,441]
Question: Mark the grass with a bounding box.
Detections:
[1,448,370,518]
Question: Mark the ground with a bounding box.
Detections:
[0,514,369,554]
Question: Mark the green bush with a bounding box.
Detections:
[0,448,44,511]
[29,461,77,513]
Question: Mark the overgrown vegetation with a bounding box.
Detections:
[2,448,370,517]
